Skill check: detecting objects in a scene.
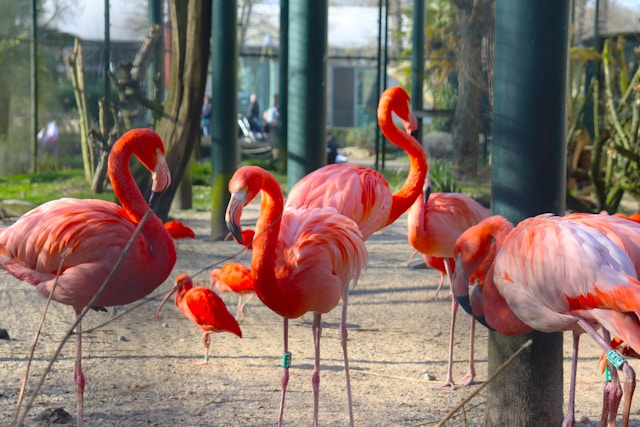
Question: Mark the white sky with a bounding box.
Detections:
[49,1,381,47]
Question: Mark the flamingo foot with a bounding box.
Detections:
[194,357,210,366]
[432,381,456,391]
[457,371,475,386]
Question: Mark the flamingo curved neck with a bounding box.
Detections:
[108,139,152,223]
[379,109,428,226]
[250,171,290,311]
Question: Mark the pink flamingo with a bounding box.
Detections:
[156,273,242,365]
[209,262,255,320]
[226,165,368,427]
[285,85,428,241]
[461,214,640,427]
[0,128,176,426]
[406,180,489,389]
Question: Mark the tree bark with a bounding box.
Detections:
[153,0,211,221]
[451,0,493,179]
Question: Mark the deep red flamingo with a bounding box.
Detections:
[226,165,368,427]
[164,220,196,240]
[156,273,242,365]
[406,180,489,389]
[210,262,255,320]
[0,128,176,426]
[462,214,640,427]
[285,85,428,241]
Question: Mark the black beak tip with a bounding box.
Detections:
[226,220,243,244]
[149,191,162,209]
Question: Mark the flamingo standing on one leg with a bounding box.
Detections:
[156,273,242,365]
[226,165,368,427]
[459,214,640,427]
[210,262,255,320]
[406,179,489,389]
[0,128,176,427]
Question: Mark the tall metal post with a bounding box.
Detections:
[411,0,425,144]
[210,0,238,239]
[287,0,328,189]
[487,1,569,424]
[277,0,288,174]
[147,0,163,121]
[30,0,38,173]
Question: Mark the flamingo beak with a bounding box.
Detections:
[155,284,179,320]
[225,192,246,244]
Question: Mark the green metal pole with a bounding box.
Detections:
[277,0,288,174]
[287,0,328,189]
[147,0,163,125]
[487,0,569,425]
[210,0,238,240]
[411,0,425,144]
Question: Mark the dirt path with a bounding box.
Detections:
[1,206,640,426]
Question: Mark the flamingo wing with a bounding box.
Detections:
[0,198,172,309]
[494,215,640,333]
[180,286,242,337]
[286,164,392,240]
[263,206,368,318]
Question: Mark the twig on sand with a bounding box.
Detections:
[432,339,533,427]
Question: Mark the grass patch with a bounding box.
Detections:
[0,170,115,205]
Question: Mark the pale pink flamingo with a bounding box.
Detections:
[225,165,368,427]
[209,262,255,320]
[0,128,176,426]
[285,85,428,241]
[156,273,242,365]
[463,214,640,427]
[406,180,489,389]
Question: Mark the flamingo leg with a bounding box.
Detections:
[195,332,211,366]
[312,314,322,427]
[600,329,623,427]
[576,319,636,427]
[237,293,255,320]
[340,290,355,427]
[236,296,244,321]
[430,273,446,300]
[458,317,475,386]
[73,312,85,427]
[278,318,291,427]
[435,262,457,390]
[562,331,581,427]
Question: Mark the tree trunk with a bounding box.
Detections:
[451,0,493,179]
[153,0,211,221]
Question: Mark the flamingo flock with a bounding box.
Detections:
[3,86,640,426]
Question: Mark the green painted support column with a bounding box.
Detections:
[287,0,328,190]
[277,0,288,174]
[210,0,238,240]
[487,1,569,425]
[411,0,425,143]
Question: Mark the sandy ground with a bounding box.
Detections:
[2,204,640,426]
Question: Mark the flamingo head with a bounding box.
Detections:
[226,166,265,244]
[155,273,193,319]
[378,86,418,134]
